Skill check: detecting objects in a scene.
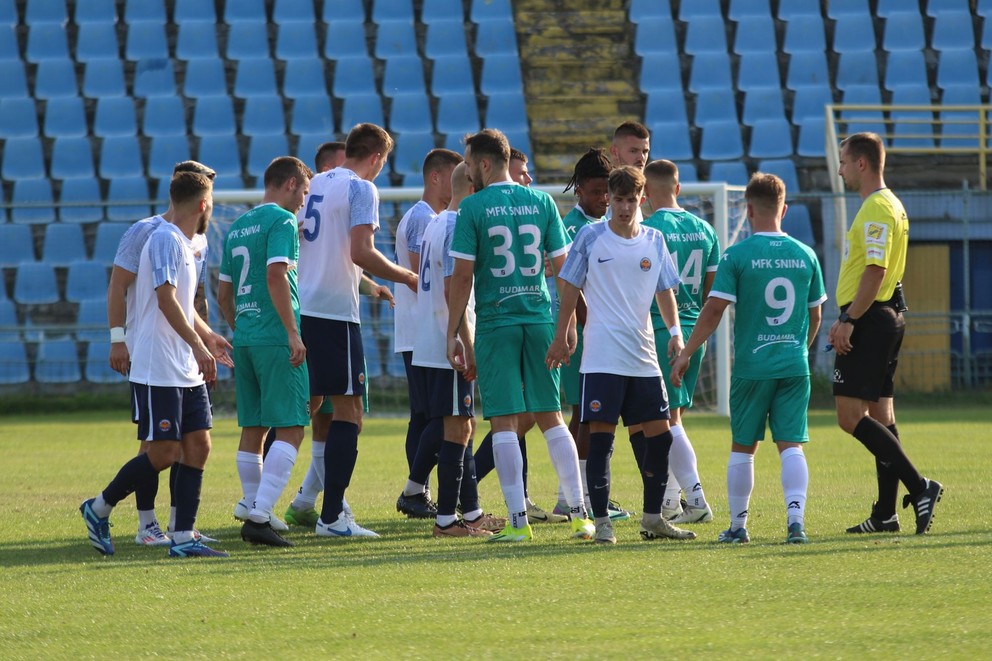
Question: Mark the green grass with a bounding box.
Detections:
[1,407,989,659]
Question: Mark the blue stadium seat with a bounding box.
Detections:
[14,263,59,305]
[373,0,413,23]
[323,0,364,22]
[629,0,667,23]
[43,97,87,137]
[332,56,377,96]
[875,0,907,17]
[471,0,512,22]
[485,92,528,132]
[501,129,532,158]
[226,23,270,60]
[782,15,826,54]
[0,26,21,63]
[890,84,934,149]
[733,15,776,55]
[34,60,78,99]
[694,88,738,124]
[436,92,481,135]
[0,98,39,138]
[148,136,192,178]
[193,96,236,136]
[126,21,168,61]
[645,90,688,125]
[290,96,334,136]
[247,135,290,178]
[840,84,885,135]
[198,135,243,176]
[791,84,834,123]
[75,0,116,24]
[391,132,436,177]
[639,52,682,93]
[796,117,826,157]
[26,24,70,62]
[213,174,245,190]
[0,342,30,385]
[92,222,132,264]
[225,0,266,24]
[683,15,728,55]
[481,55,524,95]
[99,136,144,179]
[0,60,28,98]
[936,48,979,89]
[42,224,87,267]
[75,23,121,62]
[383,56,427,96]
[832,14,877,54]
[939,84,981,148]
[143,96,187,137]
[708,161,749,185]
[647,121,694,161]
[882,11,925,52]
[123,0,165,23]
[276,21,318,60]
[475,19,520,57]
[980,0,992,17]
[36,340,82,384]
[83,59,126,97]
[699,120,744,160]
[826,0,869,19]
[105,179,151,222]
[786,51,830,89]
[748,118,793,158]
[85,342,127,383]
[742,87,786,124]
[422,0,464,23]
[273,0,314,24]
[758,159,801,193]
[431,54,475,95]
[688,51,733,92]
[324,20,369,59]
[93,97,136,138]
[931,12,975,51]
[283,59,327,99]
[295,133,327,165]
[375,20,418,59]
[783,204,815,246]
[884,50,927,91]
[729,0,770,20]
[0,225,35,267]
[926,0,971,17]
[234,58,277,98]
[176,21,219,60]
[0,301,20,341]
[2,137,46,181]
[182,58,228,98]
[242,97,287,136]
[736,51,782,91]
[50,136,95,179]
[58,178,104,224]
[679,0,721,20]
[389,93,433,133]
[174,0,215,22]
[835,51,880,91]
[425,20,468,58]
[66,261,110,303]
[0,0,12,23]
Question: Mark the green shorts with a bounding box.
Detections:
[729,375,810,446]
[315,359,370,414]
[475,322,561,418]
[657,326,704,410]
[560,325,583,406]
[234,345,310,428]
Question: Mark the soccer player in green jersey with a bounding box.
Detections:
[673,173,826,544]
[218,156,314,547]
[446,128,594,542]
[640,159,720,524]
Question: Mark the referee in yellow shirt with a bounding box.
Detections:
[829,132,943,535]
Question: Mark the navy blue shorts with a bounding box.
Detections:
[580,373,670,426]
[421,366,474,419]
[301,316,366,397]
[402,351,428,416]
[130,383,212,441]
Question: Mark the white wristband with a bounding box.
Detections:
[669,325,681,338]
[110,327,126,343]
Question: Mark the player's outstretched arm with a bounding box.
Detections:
[359,274,395,308]
[191,310,234,369]
[671,296,729,387]
[156,283,216,384]
[350,225,418,292]
[267,262,306,368]
[107,265,136,375]
[547,281,580,369]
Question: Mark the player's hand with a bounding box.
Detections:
[543,254,554,278]
[670,351,689,388]
[828,320,854,355]
[288,331,307,368]
[461,339,477,381]
[206,332,235,369]
[566,324,578,356]
[404,270,418,293]
[371,284,395,308]
[109,342,130,376]
[448,335,468,373]
[193,343,217,384]
[545,335,571,370]
[667,335,685,361]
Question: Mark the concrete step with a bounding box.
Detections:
[515,10,630,33]
[525,61,633,82]
[526,94,636,119]
[517,39,631,61]
[516,0,627,12]
[525,77,639,96]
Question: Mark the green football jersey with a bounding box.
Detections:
[562,205,601,244]
[710,232,826,379]
[450,182,568,327]
[220,203,301,347]
[643,208,721,330]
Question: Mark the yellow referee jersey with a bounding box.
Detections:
[835,188,908,307]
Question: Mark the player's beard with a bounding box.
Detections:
[196,211,210,235]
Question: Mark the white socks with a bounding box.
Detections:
[543,424,585,514]
[669,424,707,509]
[492,431,527,528]
[249,441,298,524]
[137,509,158,528]
[403,480,425,497]
[780,446,809,526]
[236,450,263,504]
[92,494,112,518]
[292,440,325,510]
[727,452,755,531]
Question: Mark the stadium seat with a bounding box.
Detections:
[742,87,786,125]
[835,51,880,91]
[58,178,104,224]
[324,20,369,59]
[939,84,981,148]
[226,23,270,60]
[42,97,87,138]
[35,340,82,384]
[75,0,116,23]
[66,261,110,303]
[247,135,289,178]
[790,84,834,123]
[0,342,30,385]
[926,0,972,17]
[391,132,436,177]
[708,161,749,185]
[422,0,464,23]
[2,137,46,181]
[786,51,830,89]
[647,121,694,161]
[0,98,39,138]
[826,0,869,19]
[748,118,793,158]
[83,59,126,98]
[831,14,877,54]
[431,54,475,95]
[340,93,385,130]
[176,21,219,60]
[471,0,512,22]
[796,117,826,157]
[674,161,698,182]
[93,97,136,138]
[502,129,532,158]
[733,15,777,55]
[273,0,314,24]
[213,174,245,190]
[0,225,35,267]
[373,0,413,23]
[683,15,728,55]
[275,21,318,60]
[75,23,121,62]
[375,20,418,59]
[182,58,228,98]
[425,19,469,58]
[475,19,521,57]
[783,203,815,245]
[736,51,782,92]
[224,0,266,24]
[323,0,364,21]
[14,263,59,305]
[679,0,721,20]
[882,11,925,52]
[936,48,979,89]
[389,93,433,133]
[241,96,287,136]
[382,56,428,97]
[295,132,327,165]
[332,56,377,96]
[142,97,187,138]
[174,0,214,22]
[91,223,131,265]
[782,15,826,54]
[485,92,529,132]
[980,0,992,18]
[26,24,70,62]
[0,301,20,341]
[889,84,935,149]
[840,84,885,136]
[290,96,334,136]
[197,135,243,176]
[0,24,17,62]
[99,136,144,179]
[639,51,682,93]
[728,0,770,20]
[875,0,907,17]
[283,59,328,99]
[0,60,28,98]
[105,179,151,222]
[41,224,87,267]
[123,0,165,23]
[148,136,192,178]
[480,55,524,95]
[50,136,96,180]
[757,158,801,193]
[125,21,168,61]
[84,342,127,384]
[884,50,927,91]
[688,51,733,92]
[629,0,667,23]
[193,96,236,136]
[931,11,975,51]
[234,58,277,98]
[34,60,78,100]
[694,88,738,124]
[645,90,688,125]
[699,120,744,160]
[436,92,481,135]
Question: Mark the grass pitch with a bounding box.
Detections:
[0,406,989,659]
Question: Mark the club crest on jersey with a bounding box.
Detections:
[158,419,172,432]
[639,257,652,272]
[358,372,366,385]
[589,400,602,412]
[463,395,472,408]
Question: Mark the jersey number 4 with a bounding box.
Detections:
[488,224,542,278]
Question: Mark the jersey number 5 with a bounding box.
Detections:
[488,224,542,278]
[302,195,323,242]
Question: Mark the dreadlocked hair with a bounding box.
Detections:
[563,148,613,193]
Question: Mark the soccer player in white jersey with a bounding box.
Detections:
[297,123,417,538]
[673,173,826,544]
[80,172,229,558]
[395,148,463,520]
[548,166,697,544]
[106,161,231,546]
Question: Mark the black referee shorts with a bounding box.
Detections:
[832,303,905,401]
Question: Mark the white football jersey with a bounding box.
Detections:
[297,167,380,322]
[393,200,436,353]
